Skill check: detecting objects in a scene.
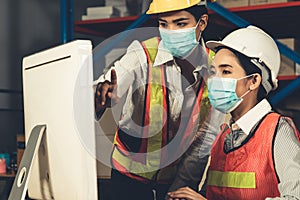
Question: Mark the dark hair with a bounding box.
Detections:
[185,4,208,22]
[216,46,271,101]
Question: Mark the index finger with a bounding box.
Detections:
[111,69,117,85]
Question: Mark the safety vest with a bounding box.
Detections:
[111,37,212,183]
[207,112,282,200]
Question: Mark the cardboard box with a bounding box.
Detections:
[105,0,126,6]
[17,134,25,168]
[216,0,249,8]
[249,0,288,5]
[95,108,118,179]
[277,38,300,76]
[296,63,300,75]
[96,134,113,179]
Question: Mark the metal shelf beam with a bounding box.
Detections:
[60,0,74,43]
[208,2,300,106]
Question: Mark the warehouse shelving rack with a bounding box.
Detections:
[63,1,300,106]
[59,1,300,198]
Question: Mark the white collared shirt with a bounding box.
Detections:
[227,99,300,200]
[233,99,272,135]
[94,38,210,138]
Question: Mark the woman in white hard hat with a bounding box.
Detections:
[167,25,300,200]
[94,0,224,200]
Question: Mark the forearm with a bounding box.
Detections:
[168,153,209,192]
[168,109,225,192]
[195,108,226,156]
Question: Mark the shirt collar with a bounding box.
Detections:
[233,99,272,135]
[153,41,174,67]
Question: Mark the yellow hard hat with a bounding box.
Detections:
[146,0,205,14]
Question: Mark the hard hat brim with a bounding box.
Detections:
[206,41,227,52]
[146,0,203,14]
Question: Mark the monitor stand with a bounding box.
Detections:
[8,125,46,200]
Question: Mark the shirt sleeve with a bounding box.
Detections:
[94,40,145,98]
[195,107,227,156]
[267,117,300,200]
[94,40,146,120]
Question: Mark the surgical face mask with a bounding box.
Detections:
[207,75,253,114]
[159,23,200,59]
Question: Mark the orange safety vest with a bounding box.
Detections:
[207,112,282,200]
[111,37,211,183]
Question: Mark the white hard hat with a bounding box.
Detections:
[206,25,280,93]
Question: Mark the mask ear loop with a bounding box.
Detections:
[237,74,255,98]
[195,20,202,42]
[237,74,255,81]
[240,89,251,98]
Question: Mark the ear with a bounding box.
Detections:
[249,73,262,91]
[198,14,208,32]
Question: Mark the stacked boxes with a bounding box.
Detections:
[216,0,293,7]
[277,38,300,76]
[249,0,288,5]
[81,6,127,20]
[105,0,133,16]
[216,0,249,7]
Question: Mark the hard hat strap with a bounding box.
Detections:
[250,58,273,93]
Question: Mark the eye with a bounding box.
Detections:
[222,69,231,75]
[176,22,188,28]
[159,22,167,28]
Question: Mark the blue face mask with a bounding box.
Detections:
[208,75,252,114]
[159,24,200,59]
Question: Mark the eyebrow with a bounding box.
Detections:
[158,17,190,23]
[218,64,233,68]
[210,64,233,71]
[210,64,216,69]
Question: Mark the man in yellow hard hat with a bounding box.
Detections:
[94,0,223,199]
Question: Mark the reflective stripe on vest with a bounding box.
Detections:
[112,37,166,180]
[112,37,209,182]
[136,37,167,179]
[207,112,281,200]
[208,170,256,188]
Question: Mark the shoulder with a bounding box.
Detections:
[276,115,300,144]
[126,37,160,52]
[127,40,144,53]
[117,40,147,66]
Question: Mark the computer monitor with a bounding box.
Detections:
[21,40,98,199]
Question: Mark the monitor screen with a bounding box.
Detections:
[22,40,98,199]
